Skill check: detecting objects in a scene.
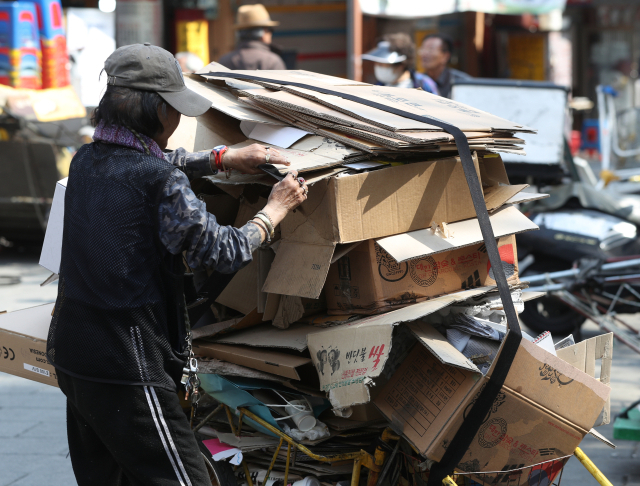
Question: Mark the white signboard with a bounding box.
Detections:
[452,82,568,165]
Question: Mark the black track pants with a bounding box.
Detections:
[57,370,211,486]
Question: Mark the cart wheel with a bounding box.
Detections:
[199,445,237,486]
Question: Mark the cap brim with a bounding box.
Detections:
[158,87,212,117]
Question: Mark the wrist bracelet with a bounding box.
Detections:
[212,145,228,172]
[257,210,275,229]
[249,219,271,244]
[254,213,275,238]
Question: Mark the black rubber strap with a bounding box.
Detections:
[203,72,522,481]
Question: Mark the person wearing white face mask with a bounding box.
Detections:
[362,33,438,94]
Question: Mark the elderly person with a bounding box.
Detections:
[419,33,471,98]
[218,3,286,70]
[362,33,438,94]
[46,43,307,486]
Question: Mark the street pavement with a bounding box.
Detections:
[1,250,640,486]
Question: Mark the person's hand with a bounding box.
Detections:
[262,171,308,227]
[222,144,290,175]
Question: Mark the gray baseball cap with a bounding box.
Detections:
[104,43,212,117]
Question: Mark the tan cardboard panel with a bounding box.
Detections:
[213,323,315,351]
[184,74,284,126]
[283,86,440,132]
[408,321,480,373]
[505,191,550,205]
[521,291,546,302]
[374,346,478,458]
[256,248,275,314]
[201,69,369,89]
[324,85,536,133]
[263,293,281,322]
[193,107,247,152]
[262,240,336,299]
[192,342,311,380]
[230,139,344,174]
[483,184,528,211]
[0,304,58,387]
[306,287,495,408]
[167,114,197,152]
[192,310,263,340]
[216,259,258,315]
[290,135,362,159]
[376,206,538,263]
[272,295,306,329]
[557,333,613,426]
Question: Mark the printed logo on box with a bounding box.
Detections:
[376,245,408,282]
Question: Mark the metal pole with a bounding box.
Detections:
[525,258,640,285]
[574,447,614,486]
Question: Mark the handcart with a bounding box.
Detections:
[190,401,615,486]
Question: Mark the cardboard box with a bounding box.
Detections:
[325,236,519,315]
[306,286,500,408]
[264,155,528,299]
[39,177,67,274]
[0,304,58,387]
[373,322,610,477]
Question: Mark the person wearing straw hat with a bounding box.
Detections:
[46,43,307,486]
[219,3,286,70]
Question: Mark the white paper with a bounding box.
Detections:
[39,178,68,274]
[248,123,310,149]
[533,331,557,356]
[240,120,258,138]
[446,328,471,352]
[229,452,243,466]
[212,447,242,462]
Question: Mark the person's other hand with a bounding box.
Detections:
[262,171,308,226]
[223,144,290,175]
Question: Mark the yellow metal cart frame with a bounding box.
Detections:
[195,405,614,486]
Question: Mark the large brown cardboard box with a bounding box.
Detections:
[325,236,519,315]
[264,154,530,300]
[0,303,58,387]
[374,322,610,479]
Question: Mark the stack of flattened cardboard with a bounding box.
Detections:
[164,67,613,480]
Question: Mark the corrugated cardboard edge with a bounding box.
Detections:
[376,206,538,263]
[192,342,311,380]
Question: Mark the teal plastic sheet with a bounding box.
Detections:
[198,374,330,437]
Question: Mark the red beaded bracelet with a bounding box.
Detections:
[212,145,228,172]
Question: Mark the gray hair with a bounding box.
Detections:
[175,52,205,73]
[238,27,267,42]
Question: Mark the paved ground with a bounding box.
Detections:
[1,250,639,486]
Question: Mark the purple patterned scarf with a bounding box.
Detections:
[93,121,165,160]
